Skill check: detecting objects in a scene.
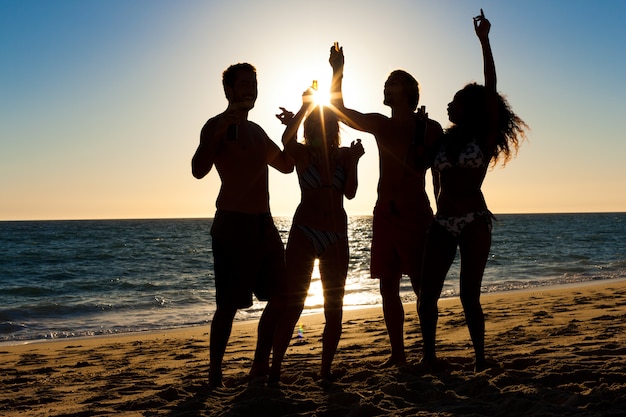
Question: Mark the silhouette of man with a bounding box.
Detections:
[192,63,294,388]
[330,45,443,366]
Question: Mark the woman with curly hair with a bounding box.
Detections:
[418,10,528,371]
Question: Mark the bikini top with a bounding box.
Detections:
[298,163,346,192]
[432,139,488,171]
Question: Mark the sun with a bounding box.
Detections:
[310,80,331,107]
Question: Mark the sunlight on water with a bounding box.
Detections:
[303,260,383,309]
[304,260,324,308]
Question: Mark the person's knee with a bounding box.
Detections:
[460,293,481,313]
[410,273,422,293]
[214,306,237,321]
[379,277,400,295]
[290,292,308,308]
[418,296,437,316]
[323,309,343,333]
[323,293,344,313]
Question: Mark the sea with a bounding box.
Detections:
[1,213,625,344]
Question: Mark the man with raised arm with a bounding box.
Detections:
[329,46,443,367]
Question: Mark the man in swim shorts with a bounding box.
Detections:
[330,46,443,366]
[192,63,294,388]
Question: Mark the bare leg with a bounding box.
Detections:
[269,303,306,382]
[250,300,280,379]
[379,275,406,367]
[418,224,457,364]
[458,219,491,370]
[320,305,343,379]
[319,238,348,379]
[209,306,237,388]
[269,228,314,382]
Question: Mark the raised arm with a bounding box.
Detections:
[329,43,385,134]
[329,43,346,111]
[474,9,501,153]
[474,9,496,92]
[278,88,315,156]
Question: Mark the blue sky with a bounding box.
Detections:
[1,0,625,220]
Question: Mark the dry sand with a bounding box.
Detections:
[2,279,626,416]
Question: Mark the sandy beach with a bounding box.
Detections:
[2,279,625,416]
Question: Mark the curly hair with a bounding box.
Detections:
[447,83,527,166]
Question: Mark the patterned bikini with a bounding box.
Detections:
[296,163,347,255]
[432,140,494,237]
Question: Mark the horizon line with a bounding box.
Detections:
[2,211,626,222]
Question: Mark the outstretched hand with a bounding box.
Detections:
[473,9,491,40]
[275,107,294,125]
[329,43,344,72]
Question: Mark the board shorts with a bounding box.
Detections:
[210,210,287,309]
[370,200,433,280]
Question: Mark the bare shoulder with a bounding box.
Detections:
[337,146,351,158]
[372,112,393,127]
[426,117,443,132]
[200,114,223,141]
[246,120,269,136]
[425,118,444,145]
[336,147,354,167]
[245,120,274,148]
[207,112,227,126]
[201,114,220,130]
[287,141,309,162]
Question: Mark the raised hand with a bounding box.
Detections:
[473,9,491,40]
[302,87,316,107]
[275,107,294,125]
[329,43,344,72]
[350,139,365,160]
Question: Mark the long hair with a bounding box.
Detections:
[447,83,527,166]
[303,106,340,151]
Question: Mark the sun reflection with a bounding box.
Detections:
[304,259,324,307]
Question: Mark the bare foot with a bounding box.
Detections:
[475,357,502,372]
[208,371,224,390]
[417,356,450,373]
[379,355,407,368]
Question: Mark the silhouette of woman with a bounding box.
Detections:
[418,10,528,371]
[252,86,364,383]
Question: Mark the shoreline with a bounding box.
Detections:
[3,278,626,416]
[3,277,624,348]
[0,278,626,348]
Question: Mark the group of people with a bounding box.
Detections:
[192,11,527,389]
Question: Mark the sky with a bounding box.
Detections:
[1,0,625,220]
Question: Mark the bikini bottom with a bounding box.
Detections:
[297,225,343,256]
[434,211,494,238]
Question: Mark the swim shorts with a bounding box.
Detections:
[370,201,432,279]
[210,210,287,309]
